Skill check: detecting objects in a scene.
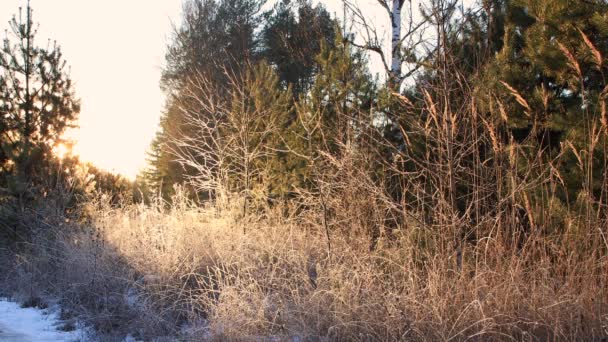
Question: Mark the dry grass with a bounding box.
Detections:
[3,190,605,341]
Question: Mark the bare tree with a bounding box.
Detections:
[343,0,429,89]
[167,64,290,226]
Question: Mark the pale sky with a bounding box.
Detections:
[0,0,429,179]
[1,0,183,179]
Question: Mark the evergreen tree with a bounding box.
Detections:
[270,29,376,199]
[477,0,608,202]
[262,0,336,96]
[0,1,80,196]
[143,127,183,200]
[148,0,264,199]
[161,0,262,92]
[222,63,293,211]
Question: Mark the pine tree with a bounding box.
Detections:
[270,29,376,199]
[222,63,293,212]
[161,0,263,92]
[0,1,80,196]
[142,127,182,200]
[149,0,264,199]
[261,0,336,96]
[477,0,608,202]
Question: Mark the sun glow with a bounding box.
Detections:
[53,143,71,160]
[0,0,404,180]
[0,0,182,180]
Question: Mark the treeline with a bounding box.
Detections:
[143,0,608,250]
[143,0,340,200]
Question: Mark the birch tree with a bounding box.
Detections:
[343,0,428,89]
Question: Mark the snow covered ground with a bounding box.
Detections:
[0,298,88,341]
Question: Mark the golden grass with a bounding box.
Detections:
[15,193,599,341]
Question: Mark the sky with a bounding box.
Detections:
[0,0,423,179]
[0,0,183,179]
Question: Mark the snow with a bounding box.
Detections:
[0,298,87,341]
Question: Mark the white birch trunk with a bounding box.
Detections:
[390,0,403,85]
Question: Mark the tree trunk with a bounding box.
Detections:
[390,0,404,88]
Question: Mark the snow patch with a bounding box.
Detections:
[0,298,88,341]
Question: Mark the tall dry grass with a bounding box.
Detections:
[2,185,605,341]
